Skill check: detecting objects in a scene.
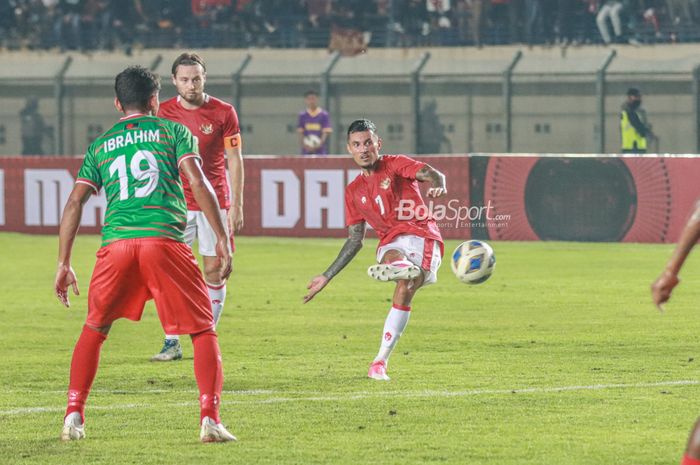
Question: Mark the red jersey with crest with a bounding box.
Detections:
[345,155,443,247]
[158,94,240,210]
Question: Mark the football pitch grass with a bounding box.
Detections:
[2,233,700,464]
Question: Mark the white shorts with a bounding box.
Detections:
[183,209,232,257]
[376,234,443,285]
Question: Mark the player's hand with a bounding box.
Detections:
[215,238,232,281]
[229,206,244,232]
[303,275,329,303]
[55,263,79,308]
[651,270,680,312]
[427,186,447,198]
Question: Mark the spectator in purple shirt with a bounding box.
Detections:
[297,90,333,155]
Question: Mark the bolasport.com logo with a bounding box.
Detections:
[395,199,511,229]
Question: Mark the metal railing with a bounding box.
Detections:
[3,47,700,156]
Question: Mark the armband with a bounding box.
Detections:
[224,134,242,150]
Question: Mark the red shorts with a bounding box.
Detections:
[87,237,214,335]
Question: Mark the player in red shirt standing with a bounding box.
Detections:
[152,52,245,361]
[303,119,447,380]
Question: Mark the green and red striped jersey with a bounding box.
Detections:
[76,114,199,246]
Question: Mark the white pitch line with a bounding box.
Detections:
[1,380,697,416]
[4,388,280,395]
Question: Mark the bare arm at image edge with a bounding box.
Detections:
[651,201,700,310]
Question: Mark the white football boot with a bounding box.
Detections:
[61,412,85,441]
[368,261,421,282]
[200,416,237,443]
[150,339,183,362]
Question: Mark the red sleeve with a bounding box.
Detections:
[223,104,240,137]
[344,185,364,227]
[387,155,425,180]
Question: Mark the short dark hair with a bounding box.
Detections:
[627,87,641,97]
[114,66,161,111]
[171,52,207,76]
[305,89,318,97]
[347,119,377,139]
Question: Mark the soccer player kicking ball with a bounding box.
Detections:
[652,204,700,464]
[55,66,236,443]
[303,119,446,381]
[152,52,244,362]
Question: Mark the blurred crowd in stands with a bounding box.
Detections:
[1,0,698,54]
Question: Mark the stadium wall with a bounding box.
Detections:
[1,154,697,243]
[2,46,700,156]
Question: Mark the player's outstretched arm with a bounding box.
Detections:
[303,222,366,303]
[416,164,447,198]
[652,200,700,310]
[55,183,93,307]
[181,157,232,280]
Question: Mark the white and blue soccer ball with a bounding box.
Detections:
[451,240,496,284]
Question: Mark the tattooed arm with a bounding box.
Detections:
[652,200,700,310]
[416,164,447,198]
[322,222,367,280]
[303,222,366,303]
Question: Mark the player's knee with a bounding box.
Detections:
[190,328,217,342]
[396,274,424,292]
[85,323,111,335]
[394,280,418,302]
[381,249,405,264]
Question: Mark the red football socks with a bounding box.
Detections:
[191,329,223,423]
[65,325,107,423]
[65,326,224,425]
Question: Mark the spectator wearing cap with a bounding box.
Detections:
[620,87,654,153]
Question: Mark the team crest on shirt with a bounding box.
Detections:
[200,123,213,135]
[361,196,367,204]
[380,178,391,190]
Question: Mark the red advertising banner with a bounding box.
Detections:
[5,154,696,243]
[0,156,99,235]
[477,155,700,243]
[0,155,470,240]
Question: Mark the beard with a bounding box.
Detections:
[180,90,202,104]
